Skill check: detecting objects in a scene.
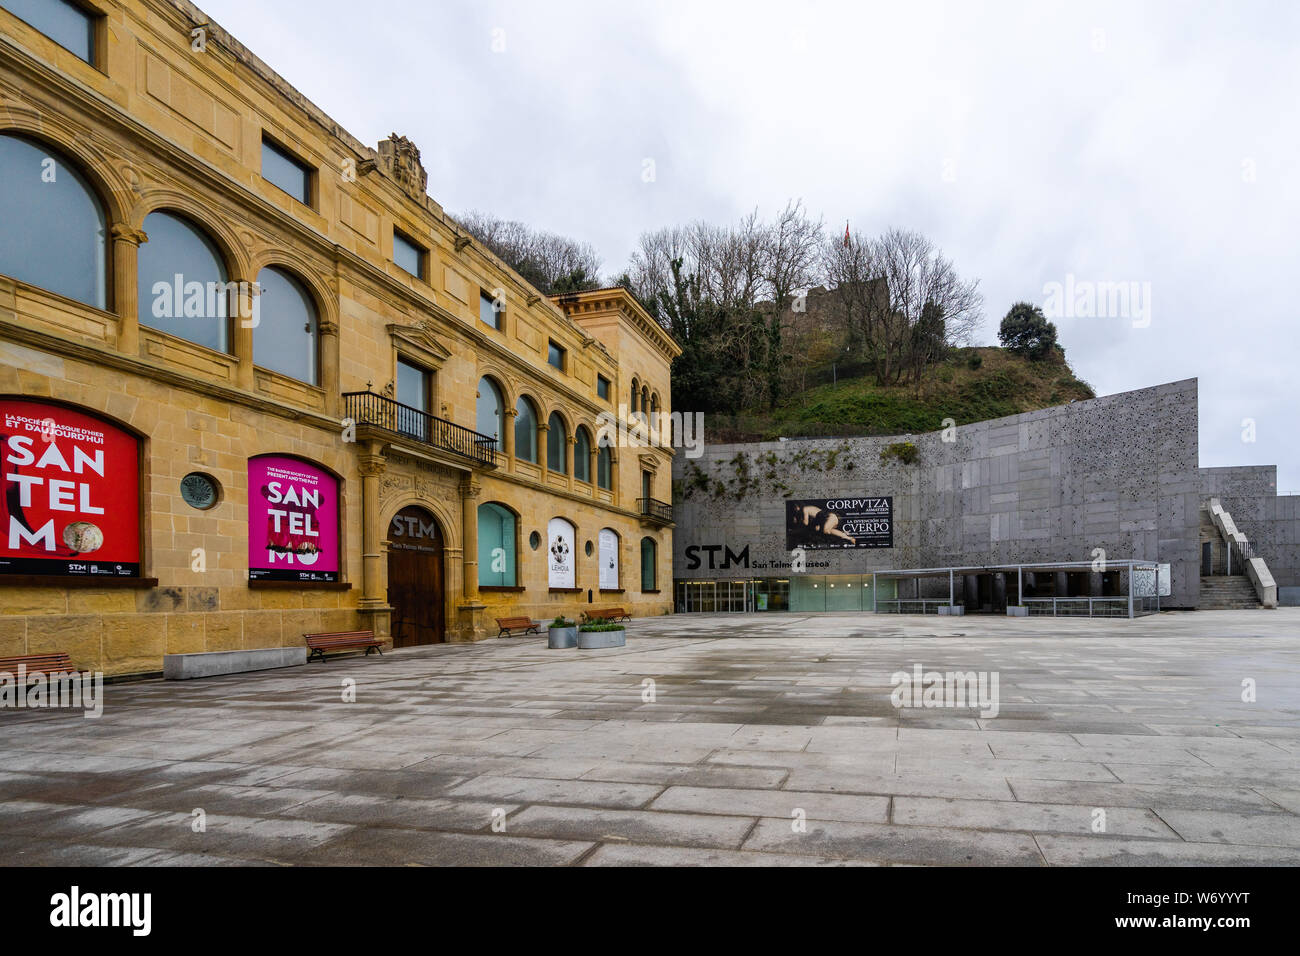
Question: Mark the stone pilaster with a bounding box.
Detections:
[110,224,146,355]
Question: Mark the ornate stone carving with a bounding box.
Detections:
[110,224,148,246]
[377,134,428,200]
[358,455,387,478]
[379,474,405,500]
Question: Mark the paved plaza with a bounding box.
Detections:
[2,610,1298,866]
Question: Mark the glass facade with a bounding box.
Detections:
[674,575,899,613]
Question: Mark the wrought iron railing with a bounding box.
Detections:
[343,391,498,467]
[638,497,674,523]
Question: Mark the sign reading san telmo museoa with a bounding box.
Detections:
[0,400,142,577]
[786,497,894,550]
[247,455,340,582]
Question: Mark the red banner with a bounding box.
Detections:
[0,400,141,577]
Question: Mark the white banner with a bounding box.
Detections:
[599,528,619,590]
[547,517,575,589]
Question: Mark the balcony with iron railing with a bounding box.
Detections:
[638,496,675,525]
[343,391,498,468]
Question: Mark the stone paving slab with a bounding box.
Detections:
[1,609,1298,866]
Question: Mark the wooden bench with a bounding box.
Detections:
[0,652,77,677]
[583,607,631,624]
[496,616,541,638]
[304,631,383,663]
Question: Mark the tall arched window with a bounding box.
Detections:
[641,537,658,591]
[546,412,567,473]
[255,266,318,384]
[650,393,659,415]
[478,501,517,587]
[0,133,106,309]
[476,377,503,440]
[574,426,592,483]
[630,378,639,413]
[597,437,612,491]
[138,210,230,353]
[514,396,538,463]
[641,385,649,414]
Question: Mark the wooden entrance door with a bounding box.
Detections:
[387,505,446,646]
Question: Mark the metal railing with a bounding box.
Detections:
[875,599,950,614]
[343,391,498,467]
[1023,597,1134,618]
[638,497,674,523]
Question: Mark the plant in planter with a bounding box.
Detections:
[577,621,626,649]
[547,616,578,649]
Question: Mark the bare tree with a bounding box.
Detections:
[454,210,604,294]
[825,228,982,386]
[759,200,823,408]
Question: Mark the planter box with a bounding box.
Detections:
[547,626,578,649]
[577,629,626,649]
[1006,605,1029,617]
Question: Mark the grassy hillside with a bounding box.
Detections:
[711,347,1095,441]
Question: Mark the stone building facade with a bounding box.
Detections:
[0,0,678,676]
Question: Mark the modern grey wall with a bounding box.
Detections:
[673,378,1205,607]
[1200,465,1300,588]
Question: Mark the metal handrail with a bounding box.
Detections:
[343,391,498,467]
[638,497,674,523]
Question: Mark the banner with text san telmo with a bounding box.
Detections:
[0,400,141,577]
[785,496,893,550]
[247,456,340,582]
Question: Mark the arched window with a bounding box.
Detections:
[476,377,503,440]
[597,436,612,491]
[0,133,106,309]
[546,412,567,473]
[514,396,538,463]
[254,266,318,384]
[138,210,230,353]
[574,426,592,483]
[641,385,649,414]
[650,393,659,415]
[641,537,658,591]
[630,378,639,413]
[478,502,517,587]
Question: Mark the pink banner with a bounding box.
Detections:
[247,455,339,582]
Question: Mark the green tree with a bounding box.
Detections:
[999,302,1058,359]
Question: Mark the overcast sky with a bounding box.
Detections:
[203,0,1300,490]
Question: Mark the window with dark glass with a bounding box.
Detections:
[393,230,425,279]
[0,132,105,308]
[254,266,318,384]
[480,290,501,330]
[138,211,230,353]
[515,397,538,463]
[261,137,312,205]
[546,412,567,473]
[596,375,610,401]
[597,442,612,490]
[1,0,96,64]
[547,341,565,371]
[574,427,591,483]
[641,537,658,591]
[476,376,503,440]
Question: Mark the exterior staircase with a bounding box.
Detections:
[1199,574,1262,609]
